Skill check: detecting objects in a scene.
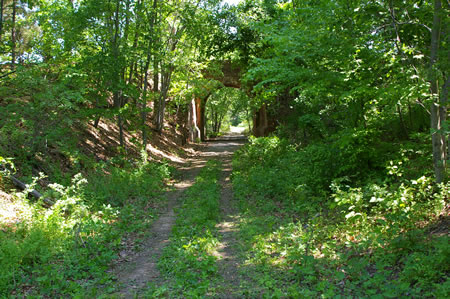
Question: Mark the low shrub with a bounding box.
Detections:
[231,136,449,297]
[0,158,171,297]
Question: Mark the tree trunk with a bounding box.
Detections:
[141,0,158,146]
[93,95,103,128]
[441,74,449,178]
[11,0,16,67]
[0,0,4,42]
[429,0,446,183]
[122,0,131,85]
[397,104,408,138]
[152,60,160,128]
[153,58,159,94]
[94,116,101,128]
[218,114,225,134]
[440,23,449,180]
[151,0,160,131]
[128,0,143,85]
[215,111,219,133]
[246,107,252,132]
[155,68,172,133]
[189,98,201,142]
[115,92,125,148]
[141,50,152,146]
[200,97,206,141]
[253,104,268,137]
[112,0,124,148]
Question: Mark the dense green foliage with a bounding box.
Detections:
[229,0,447,182]
[1,0,229,159]
[0,0,448,296]
[0,1,228,296]
[232,137,448,297]
[206,87,251,137]
[2,0,446,180]
[0,157,171,296]
[223,2,449,295]
[0,65,89,180]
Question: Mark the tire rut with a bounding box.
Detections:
[214,158,243,298]
[113,136,246,297]
[207,136,247,298]
[114,158,203,296]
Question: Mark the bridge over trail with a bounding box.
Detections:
[186,60,273,142]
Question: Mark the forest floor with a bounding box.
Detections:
[112,135,247,297]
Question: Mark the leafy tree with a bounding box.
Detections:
[226,0,447,182]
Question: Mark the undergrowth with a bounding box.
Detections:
[232,136,449,298]
[0,157,171,297]
[147,160,222,298]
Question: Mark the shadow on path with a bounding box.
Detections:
[207,137,247,298]
[113,136,246,297]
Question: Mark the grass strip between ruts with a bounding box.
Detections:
[147,159,223,298]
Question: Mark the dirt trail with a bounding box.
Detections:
[194,136,247,297]
[114,161,200,296]
[213,138,246,298]
[114,135,246,296]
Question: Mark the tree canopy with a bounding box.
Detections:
[0,0,448,296]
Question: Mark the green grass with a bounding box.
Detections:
[0,160,171,297]
[232,197,448,298]
[147,160,223,298]
[231,137,449,298]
